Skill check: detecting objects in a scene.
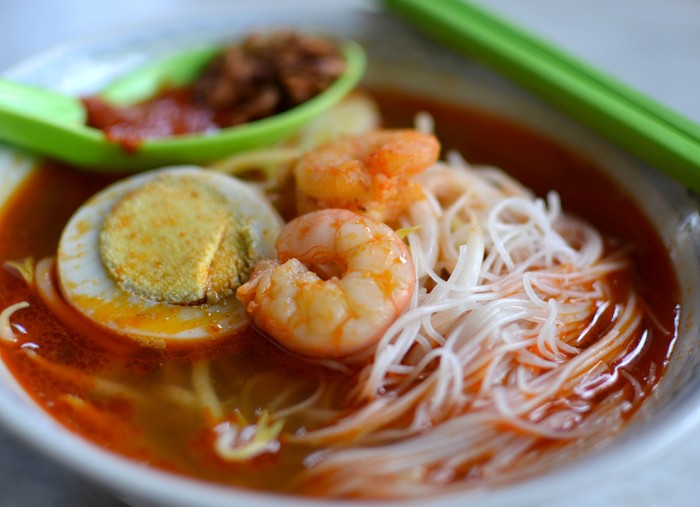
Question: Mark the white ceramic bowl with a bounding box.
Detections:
[1,2,700,507]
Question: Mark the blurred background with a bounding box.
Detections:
[0,0,698,505]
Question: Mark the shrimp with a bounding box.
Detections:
[293,129,440,223]
[236,209,416,359]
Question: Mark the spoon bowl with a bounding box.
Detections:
[0,39,365,171]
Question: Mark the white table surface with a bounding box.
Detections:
[1,1,699,505]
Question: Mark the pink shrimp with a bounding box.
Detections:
[236,209,415,359]
[293,129,440,223]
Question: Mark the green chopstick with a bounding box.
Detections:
[380,0,700,194]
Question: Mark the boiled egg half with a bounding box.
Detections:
[57,166,281,348]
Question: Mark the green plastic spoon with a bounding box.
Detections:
[0,40,366,172]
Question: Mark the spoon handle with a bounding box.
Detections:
[0,79,85,125]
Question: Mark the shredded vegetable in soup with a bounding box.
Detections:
[0,89,678,499]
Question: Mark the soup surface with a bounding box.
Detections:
[0,89,678,498]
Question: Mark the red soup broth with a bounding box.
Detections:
[0,89,679,495]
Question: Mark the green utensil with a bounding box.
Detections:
[381,0,700,194]
[0,40,366,172]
